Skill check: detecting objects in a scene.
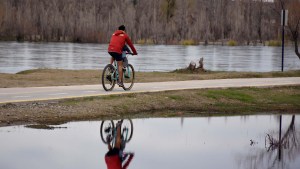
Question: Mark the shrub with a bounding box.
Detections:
[267,40,281,46]
[227,40,237,46]
[137,39,154,44]
[180,39,198,45]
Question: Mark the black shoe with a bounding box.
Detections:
[117,81,124,87]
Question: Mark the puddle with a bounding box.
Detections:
[0,115,300,169]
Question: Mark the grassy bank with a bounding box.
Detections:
[0,69,299,88]
[0,86,299,126]
[0,69,299,127]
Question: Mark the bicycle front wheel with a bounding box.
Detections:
[102,64,116,91]
[121,119,133,143]
[122,64,135,91]
[100,120,115,144]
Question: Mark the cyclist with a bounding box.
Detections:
[105,121,134,169]
[108,25,137,87]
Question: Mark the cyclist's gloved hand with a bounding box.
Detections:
[133,52,138,55]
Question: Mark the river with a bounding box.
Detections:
[0,42,299,73]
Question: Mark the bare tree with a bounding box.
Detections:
[237,115,300,169]
[0,0,295,46]
[286,0,300,59]
[274,0,300,59]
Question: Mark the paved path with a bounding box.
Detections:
[0,77,299,104]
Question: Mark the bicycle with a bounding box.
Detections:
[100,119,134,149]
[102,53,135,91]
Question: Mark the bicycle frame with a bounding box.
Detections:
[111,55,132,81]
[110,123,129,150]
[111,61,119,82]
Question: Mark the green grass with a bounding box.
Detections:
[100,95,120,100]
[1,86,300,126]
[168,95,184,101]
[204,89,255,102]
[16,69,44,74]
[271,94,300,105]
[62,99,79,105]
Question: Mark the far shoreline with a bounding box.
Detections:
[0,39,293,47]
[0,69,299,88]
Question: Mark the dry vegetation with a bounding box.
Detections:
[0,69,300,88]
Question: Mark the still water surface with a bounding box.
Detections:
[0,115,299,169]
[0,42,299,73]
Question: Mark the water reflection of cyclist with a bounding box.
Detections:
[105,121,134,169]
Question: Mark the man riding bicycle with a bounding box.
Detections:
[108,25,137,87]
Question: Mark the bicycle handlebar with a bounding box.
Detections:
[126,52,137,55]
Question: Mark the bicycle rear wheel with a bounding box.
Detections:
[102,64,116,91]
[122,64,135,91]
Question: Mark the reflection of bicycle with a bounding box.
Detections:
[100,119,133,149]
[102,53,135,91]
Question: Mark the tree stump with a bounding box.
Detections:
[198,57,204,69]
[188,61,196,70]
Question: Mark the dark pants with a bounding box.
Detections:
[108,52,123,61]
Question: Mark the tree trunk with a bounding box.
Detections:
[294,38,300,59]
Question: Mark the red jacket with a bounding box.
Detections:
[105,155,121,169]
[105,154,134,169]
[108,30,137,55]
